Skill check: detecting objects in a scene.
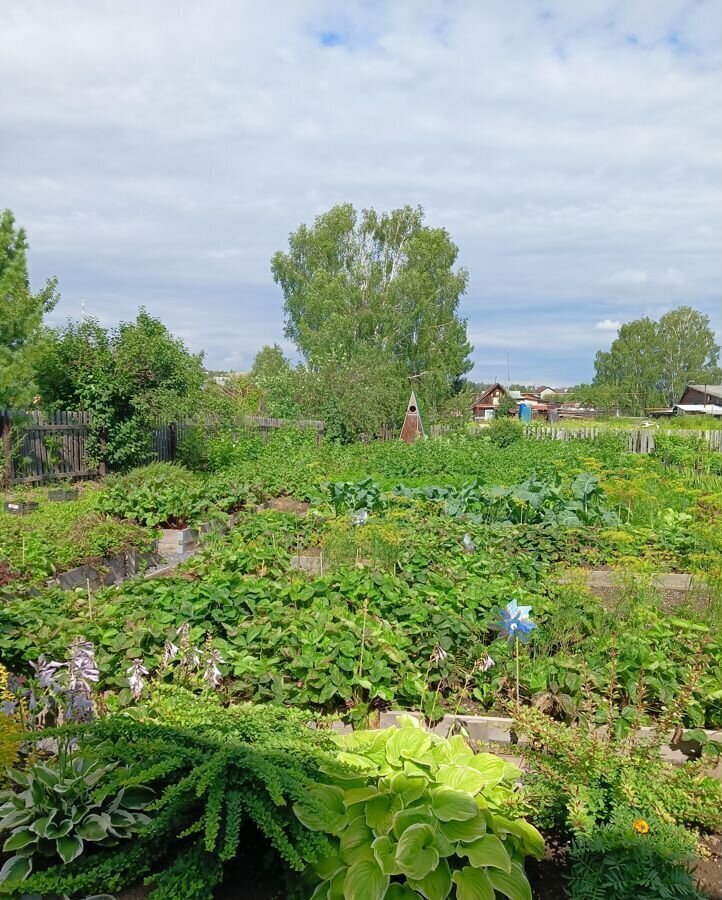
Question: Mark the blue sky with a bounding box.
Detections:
[1,1,720,386]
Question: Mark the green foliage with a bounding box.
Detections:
[2,488,721,728]
[392,472,620,526]
[95,463,251,528]
[251,344,303,418]
[516,706,722,837]
[593,306,721,413]
[272,204,472,431]
[294,716,543,899]
[494,394,518,420]
[326,477,386,514]
[0,487,155,584]
[0,743,153,890]
[486,416,523,447]
[653,432,722,474]
[0,209,59,409]
[566,813,703,900]
[11,687,337,899]
[516,701,721,899]
[33,310,204,471]
[0,664,22,775]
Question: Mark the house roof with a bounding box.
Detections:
[472,383,509,407]
[686,385,722,401]
[674,403,722,415]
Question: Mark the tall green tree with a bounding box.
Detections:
[0,209,58,408]
[593,317,661,414]
[34,310,204,470]
[655,306,721,406]
[250,344,302,418]
[271,204,472,433]
[593,306,720,413]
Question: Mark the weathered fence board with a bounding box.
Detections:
[1,411,326,487]
[524,425,722,453]
[1,410,96,487]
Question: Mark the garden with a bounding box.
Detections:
[1,423,721,899]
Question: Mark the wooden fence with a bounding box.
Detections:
[1,410,96,488]
[150,416,325,462]
[525,425,722,453]
[3,410,720,488]
[1,411,325,488]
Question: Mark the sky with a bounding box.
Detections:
[1,1,720,387]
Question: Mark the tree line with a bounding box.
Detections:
[2,203,720,470]
[587,308,720,414]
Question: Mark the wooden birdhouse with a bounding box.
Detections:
[400,391,425,443]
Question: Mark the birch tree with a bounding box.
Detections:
[271,204,472,422]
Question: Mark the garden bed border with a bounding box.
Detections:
[346,711,722,776]
[45,513,240,590]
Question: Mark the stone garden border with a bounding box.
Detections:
[558,569,706,596]
[45,512,241,591]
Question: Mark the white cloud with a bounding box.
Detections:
[601,268,687,289]
[595,319,622,331]
[0,0,719,383]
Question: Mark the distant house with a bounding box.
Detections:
[472,383,512,420]
[674,384,722,417]
[536,386,556,399]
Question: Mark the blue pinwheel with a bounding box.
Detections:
[496,599,536,647]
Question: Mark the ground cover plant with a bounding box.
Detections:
[94,463,258,528]
[1,429,721,898]
[0,485,155,585]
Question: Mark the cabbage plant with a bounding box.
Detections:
[294,716,544,900]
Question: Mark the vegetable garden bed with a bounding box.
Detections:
[2,432,722,899]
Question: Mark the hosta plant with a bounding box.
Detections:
[0,744,153,889]
[294,716,544,900]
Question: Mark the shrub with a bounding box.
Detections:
[12,687,337,899]
[516,706,721,900]
[567,812,703,900]
[294,715,544,899]
[516,706,722,837]
[486,417,523,447]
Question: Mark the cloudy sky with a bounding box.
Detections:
[1,1,720,386]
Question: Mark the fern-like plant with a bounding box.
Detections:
[13,686,338,899]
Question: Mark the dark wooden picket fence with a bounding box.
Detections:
[1,410,96,487]
[1,410,325,488]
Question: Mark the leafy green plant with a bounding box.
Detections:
[0,489,155,585]
[294,715,544,899]
[0,743,153,889]
[95,463,251,528]
[516,705,722,837]
[325,477,386,515]
[486,417,522,446]
[10,687,337,899]
[566,812,703,900]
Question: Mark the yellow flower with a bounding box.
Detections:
[633,819,650,835]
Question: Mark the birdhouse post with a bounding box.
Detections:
[400,391,425,443]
